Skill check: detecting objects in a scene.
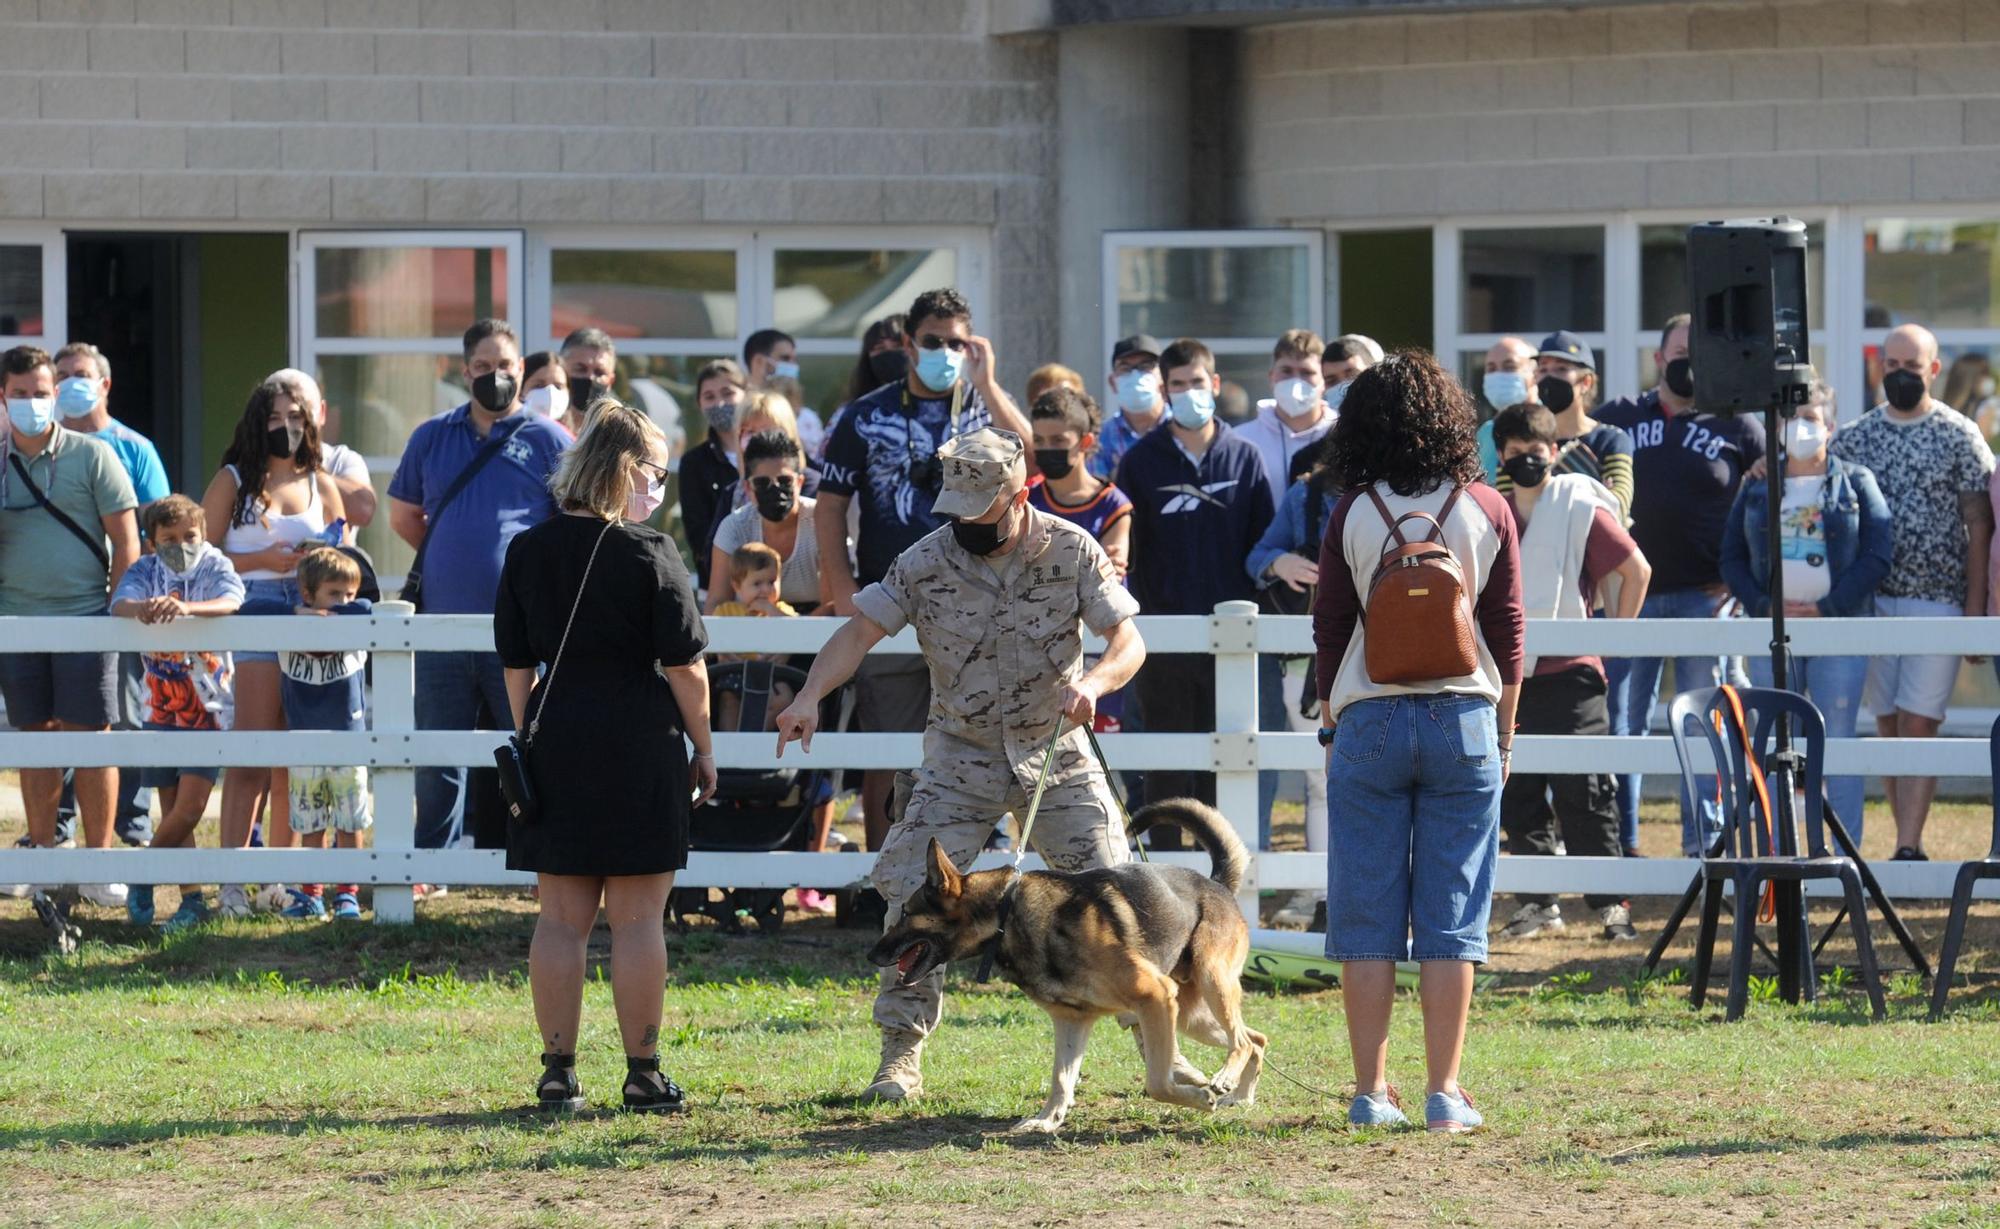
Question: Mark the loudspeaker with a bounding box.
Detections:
[1685,217,1816,415]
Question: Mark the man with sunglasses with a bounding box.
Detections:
[817,288,1031,851]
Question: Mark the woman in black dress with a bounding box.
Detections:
[496,400,718,1114]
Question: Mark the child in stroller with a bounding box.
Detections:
[669,659,848,932]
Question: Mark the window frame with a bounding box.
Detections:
[0,225,67,351]
[1100,228,1326,383]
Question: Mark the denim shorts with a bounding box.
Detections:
[136,722,222,788]
[0,649,118,728]
[236,577,301,664]
[1324,692,1502,965]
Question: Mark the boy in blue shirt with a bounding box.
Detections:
[108,496,245,929]
[244,547,373,920]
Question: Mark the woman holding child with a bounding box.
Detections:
[495,400,717,1115]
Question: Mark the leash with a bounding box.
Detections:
[975,722,1065,983]
[1085,723,1149,863]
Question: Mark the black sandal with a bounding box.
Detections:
[622,1055,687,1114]
[536,1053,584,1114]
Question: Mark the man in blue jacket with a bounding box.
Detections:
[1117,337,1275,842]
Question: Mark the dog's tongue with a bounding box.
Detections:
[896,944,925,977]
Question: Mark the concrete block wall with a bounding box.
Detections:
[1239,0,2000,224]
[0,0,1058,379]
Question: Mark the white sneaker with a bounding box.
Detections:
[1270,891,1322,930]
[77,882,129,909]
[219,884,253,918]
[1500,901,1565,939]
[2,835,42,897]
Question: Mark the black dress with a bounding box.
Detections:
[495,514,709,876]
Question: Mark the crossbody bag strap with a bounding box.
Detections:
[524,519,615,747]
[407,424,515,582]
[8,452,110,571]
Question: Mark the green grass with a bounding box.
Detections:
[3,893,1999,1229]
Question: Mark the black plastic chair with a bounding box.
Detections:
[1928,713,2000,1018]
[1645,687,1886,1021]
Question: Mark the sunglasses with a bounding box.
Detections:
[749,474,798,492]
[916,335,970,353]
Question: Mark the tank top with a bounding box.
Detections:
[223,463,327,580]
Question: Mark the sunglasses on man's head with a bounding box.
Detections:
[915,335,969,353]
[749,474,798,492]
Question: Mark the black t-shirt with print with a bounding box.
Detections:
[1597,390,1765,592]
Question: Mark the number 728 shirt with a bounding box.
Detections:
[1597,390,1765,593]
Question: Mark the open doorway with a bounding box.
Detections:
[66,232,288,494]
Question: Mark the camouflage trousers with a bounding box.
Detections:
[870,768,1129,1038]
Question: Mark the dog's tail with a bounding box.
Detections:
[1127,798,1248,895]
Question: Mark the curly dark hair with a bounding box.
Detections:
[1324,349,1482,496]
[220,376,322,528]
[904,287,971,335]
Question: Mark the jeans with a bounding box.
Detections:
[1257,654,1286,850]
[1747,653,1868,847]
[1324,693,1501,964]
[1605,587,1728,857]
[413,650,512,852]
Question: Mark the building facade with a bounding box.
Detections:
[3,0,1998,572]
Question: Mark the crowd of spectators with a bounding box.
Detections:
[4,282,1998,938]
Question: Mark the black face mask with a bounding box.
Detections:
[266,422,303,460]
[1663,357,1695,399]
[1501,452,1551,489]
[754,483,796,523]
[869,350,908,387]
[573,377,610,412]
[950,506,1013,556]
[1883,368,1927,412]
[1536,374,1575,413]
[471,370,517,413]
[1034,448,1075,481]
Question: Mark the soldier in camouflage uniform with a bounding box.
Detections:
[774,427,1147,1101]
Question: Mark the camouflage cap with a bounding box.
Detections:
[931,428,1026,519]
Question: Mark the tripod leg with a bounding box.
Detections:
[1841,868,1887,1021]
[1827,798,1933,977]
[1691,877,1724,1011]
[1645,869,1706,973]
[1726,872,1759,1022]
[1929,864,1982,1020]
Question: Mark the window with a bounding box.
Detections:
[1865,218,2000,329]
[551,249,736,341]
[768,244,962,423]
[1461,226,1604,335]
[297,230,527,580]
[0,246,43,337]
[0,230,62,347]
[1102,231,1324,409]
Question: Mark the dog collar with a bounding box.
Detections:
[973,870,1022,984]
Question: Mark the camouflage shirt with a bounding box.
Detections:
[854,506,1140,797]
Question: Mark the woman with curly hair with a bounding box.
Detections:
[1310,350,1523,1135]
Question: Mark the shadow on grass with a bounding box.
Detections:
[1615,1130,2000,1164]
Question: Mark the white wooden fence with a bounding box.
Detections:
[0,602,1995,923]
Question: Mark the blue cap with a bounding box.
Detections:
[1537,330,1595,371]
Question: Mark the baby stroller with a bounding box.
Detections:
[669,660,846,933]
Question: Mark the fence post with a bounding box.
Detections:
[371,600,417,925]
[1211,599,1261,924]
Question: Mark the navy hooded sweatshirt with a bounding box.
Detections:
[1116,419,1276,616]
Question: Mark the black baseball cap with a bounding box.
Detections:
[1537,330,1595,371]
[1110,333,1162,364]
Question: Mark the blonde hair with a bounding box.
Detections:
[298,546,361,595]
[736,389,800,447]
[549,399,666,520]
[1025,363,1084,406]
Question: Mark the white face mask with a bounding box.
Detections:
[1273,377,1321,418]
[1784,416,1829,457]
[1113,369,1163,417]
[522,384,570,420]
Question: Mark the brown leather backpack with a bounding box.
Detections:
[1360,486,1479,685]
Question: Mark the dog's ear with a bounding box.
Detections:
[924,838,962,899]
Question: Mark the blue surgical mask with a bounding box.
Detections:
[772,360,800,381]
[1168,388,1215,430]
[914,345,964,393]
[1325,381,1351,415]
[1113,369,1162,416]
[1482,370,1528,410]
[56,377,100,421]
[5,396,55,437]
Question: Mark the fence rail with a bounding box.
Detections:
[2,606,1998,923]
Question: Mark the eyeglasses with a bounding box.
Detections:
[916,335,969,353]
[749,474,798,492]
[637,459,671,482]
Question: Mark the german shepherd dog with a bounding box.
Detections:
[868,799,1268,1134]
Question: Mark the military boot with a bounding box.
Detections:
[860,1029,925,1102]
